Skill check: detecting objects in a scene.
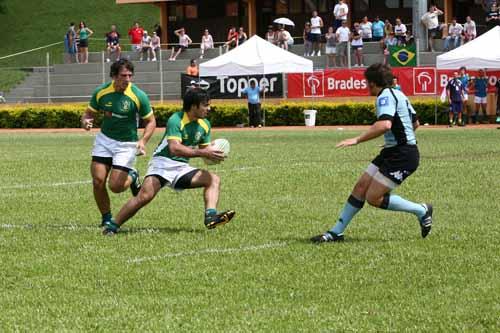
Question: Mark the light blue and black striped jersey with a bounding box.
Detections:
[376,87,417,148]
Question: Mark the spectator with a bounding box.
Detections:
[151,31,161,61]
[393,77,401,90]
[372,16,385,42]
[351,22,364,67]
[471,69,489,123]
[444,18,463,51]
[140,31,153,61]
[128,22,144,53]
[106,24,121,63]
[360,16,372,42]
[266,25,277,45]
[169,28,192,61]
[421,5,444,52]
[186,59,199,76]
[336,20,350,67]
[458,66,471,124]
[446,71,466,127]
[224,27,238,52]
[77,21,93,64]
[242,80,263,128]
[64,22,77,64]
[200,29,214,59]
[383,32,398,65]
[310,11,324,56]
[325,26,337,68]
[153,23,162,38]
[482,0,498,12]
[238,27,248,45]
[464,16,477,43]
[486,3,500,30]
[384,19,394,37]
[333,0,349,30]
[394,18,407,45]
[303,22,313,56]
[278,26,293,50]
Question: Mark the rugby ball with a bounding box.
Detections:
[203,138,230,165]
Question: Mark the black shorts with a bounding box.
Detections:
[148,169,199,190]
[371,145,419,185]
[79,39,88,48]
[372,36,383,42]
[428,28,439,38]
[310,34,321,43]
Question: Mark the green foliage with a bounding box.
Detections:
[0,101,450,128]
[0,69,26,93]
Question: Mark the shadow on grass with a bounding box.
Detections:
[274,235,400,245]
[120,226,204,234]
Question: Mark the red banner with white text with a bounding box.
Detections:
[287,68,500,98]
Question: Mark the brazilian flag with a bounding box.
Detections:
[389,44,417,67]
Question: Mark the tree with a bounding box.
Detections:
[0,0,6,14]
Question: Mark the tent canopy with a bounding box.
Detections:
[436,26,500,69]
[199,35,313,77]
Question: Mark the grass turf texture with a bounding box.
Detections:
[0,128,499,331]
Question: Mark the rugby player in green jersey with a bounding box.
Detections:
[102,88,235,235]
[81,59,156,228]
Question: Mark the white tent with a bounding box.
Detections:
[437,26,500,69]
[199,35,313,76]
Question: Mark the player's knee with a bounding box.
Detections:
[108,181,126,193]
[137,188,155,205]
[211,173,221,187]
[92,176,106,189]
[366,193,383,207]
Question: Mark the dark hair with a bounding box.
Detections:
[190,59,196,65]
[459,66,466,71]
[183,88,210,111]
[110,59,134,78]
[69,22,74,26]
[364,63,394,88]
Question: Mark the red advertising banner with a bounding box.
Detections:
[287,68,500,98]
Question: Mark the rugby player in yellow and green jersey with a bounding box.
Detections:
[81,59,156,229]
[103,88,235,235]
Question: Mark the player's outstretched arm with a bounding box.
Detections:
[336,120,392,148]
[137,114,156,155]
[81,107,95,131]
[168,139,224,162]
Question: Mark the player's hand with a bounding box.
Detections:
[82,118,93,131]
[204,145,225,162]
[336,137,358,148]
[136,140,146,156]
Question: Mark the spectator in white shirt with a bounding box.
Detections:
[394,18,407,45]
[421,5,444,52]
[464,16,477,43]
[169,28,192,61]
[444,18,464,51]
[333,0,349,30]
[351,23,364,67]
[140,31,152,61]
[360,16,372,42]
[151,31,160,61]
[200,29,214,59]
[310,11,324,56]
[336,20,351,67]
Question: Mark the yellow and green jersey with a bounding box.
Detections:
[88,81,153,142]
[154,111,211,163]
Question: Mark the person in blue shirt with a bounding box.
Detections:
[447,72,466,126]
[243,80,263,128]
[471,69,489,123]
[371,16,385,42]
[311,63,432,243]
[458,66,470,124]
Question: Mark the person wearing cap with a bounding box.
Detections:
[186,59,199,76]
[140,30,153,61]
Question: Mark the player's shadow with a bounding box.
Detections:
[120,226,204,234]
[274,235,396,244]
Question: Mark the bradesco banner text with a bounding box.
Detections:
[287,68,500,98]
[181,74,283,99]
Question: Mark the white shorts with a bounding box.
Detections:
[326,46,336,54]
[463,93,468,101]
[145,156,198,190]
[91,132,137,170]
[474,96,487,104]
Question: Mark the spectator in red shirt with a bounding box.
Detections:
[224,27,238,53]
[128,22,144,53]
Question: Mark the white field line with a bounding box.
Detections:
[0,223,96,231]
[128,242,288,264]
[0,180,92,190]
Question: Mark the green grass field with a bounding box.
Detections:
[1,128,499,331]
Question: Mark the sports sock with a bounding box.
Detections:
[330,195,365,235]
[102,212,112,222]
[380,194,426,218]
[128,169,138,182]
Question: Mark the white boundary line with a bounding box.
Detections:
[128,242,288,264]
[0,180,91,190]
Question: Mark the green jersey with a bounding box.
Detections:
[154,111,211,163]
[88,81,153,142]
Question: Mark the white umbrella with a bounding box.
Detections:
[273,17,295,27]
